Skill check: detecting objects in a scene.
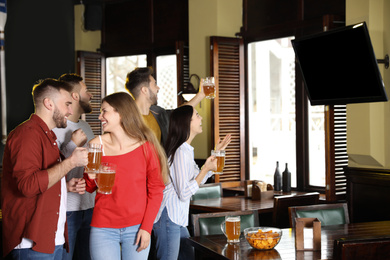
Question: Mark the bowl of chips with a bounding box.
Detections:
[244,227,282,250]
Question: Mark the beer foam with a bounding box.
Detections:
[100,170,115,174]
[227,217,240,222]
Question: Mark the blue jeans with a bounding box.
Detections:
[63,208,93,260]
[153,208,194,260]
[89,224,150,260]
[11,245,64,260]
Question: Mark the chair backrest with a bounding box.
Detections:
[192,210,259,237]
[191,183,222,201]
[273,192,320,228]
[289,202,349,228]
[333,236,390,260]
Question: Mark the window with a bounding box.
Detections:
[156,55,177,109]
[106,55,147,95]
[308,105,326,186]
[248,36,326,188]
[106,54,178,110]
[248,37,297,186]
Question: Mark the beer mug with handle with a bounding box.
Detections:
[221,215,241,243]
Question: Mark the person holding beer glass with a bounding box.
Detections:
[83,92,169,260]
[153,105,231,260]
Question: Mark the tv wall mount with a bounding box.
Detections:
[377,54,389,69]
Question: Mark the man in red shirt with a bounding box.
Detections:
[1,78,89,259]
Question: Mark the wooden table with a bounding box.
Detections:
[190,191,311,214]
[187,221,390,260]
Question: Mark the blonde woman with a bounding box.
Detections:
[84,92,169,260]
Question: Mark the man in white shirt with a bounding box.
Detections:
[53,73,95,260]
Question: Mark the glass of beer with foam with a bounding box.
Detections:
[86,143,102,173]
[204,77,216,99]
[211,150,225,174]
[221,215,241,243]
[96,162,117,194]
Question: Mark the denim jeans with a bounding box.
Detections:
[11,245,64,260]
[62,208,93,260]
[153,208,194,260]
[89,224,150,260]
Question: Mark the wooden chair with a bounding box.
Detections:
[273,192,320,228]
[191,183,222,201]
[333,236,390,260]
[192,210,259,236]
[289,202,349,228]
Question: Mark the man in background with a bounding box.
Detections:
[53,73,95,260]
[125,67,205,145]
[1,78,88,259]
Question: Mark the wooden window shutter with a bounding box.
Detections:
[325,104,347,201]
[210,37,245,183]
[77,51,106,136]
[176,41,190,106]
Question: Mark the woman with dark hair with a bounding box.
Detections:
[153,105,231,260]
[84,92,169,260]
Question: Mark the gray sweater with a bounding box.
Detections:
[53,119,96,211]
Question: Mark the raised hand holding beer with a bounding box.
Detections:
[203,76,216,99]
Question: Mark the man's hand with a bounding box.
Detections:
[67,178,86,194]
[135,229,151,252]
[71,128,87,147]
[69,147,88,168]
[198,78,205,94]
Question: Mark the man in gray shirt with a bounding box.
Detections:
[53,73,95,260]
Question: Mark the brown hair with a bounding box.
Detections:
[32,78,72,110]
[58,73,83,92]
[125,67,154,99]
[102,92,169,184]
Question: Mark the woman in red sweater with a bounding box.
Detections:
[84,92,169,260]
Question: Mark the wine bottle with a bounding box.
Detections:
[273,161,282,191]
[282,163,291,192]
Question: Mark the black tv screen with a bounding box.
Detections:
[292,22,387,106]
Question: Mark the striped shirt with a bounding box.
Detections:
[154,142,213,227]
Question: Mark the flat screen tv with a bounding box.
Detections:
[292,22,388,106]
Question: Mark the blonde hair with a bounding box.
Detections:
[102,92,169,184]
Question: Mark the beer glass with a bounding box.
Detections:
[204,77,216,99]
[221,215,241,243]
[86,143,102,173]
[96,162,117,194]
[211,150,225,174]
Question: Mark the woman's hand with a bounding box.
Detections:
[215,134,232,151]
[87,172,97,180]
[135,229,151,252]
[203,155,217,172]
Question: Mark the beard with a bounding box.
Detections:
[79,99,92,114]
[149,91,158,106]
[53,107,67,128]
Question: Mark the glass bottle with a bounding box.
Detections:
[273,161,282,191]
[282,163,291,192]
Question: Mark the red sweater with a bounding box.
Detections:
[84,142,164,234]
